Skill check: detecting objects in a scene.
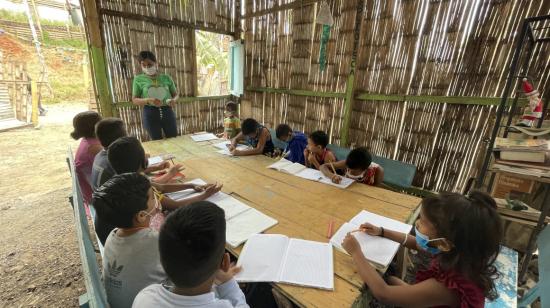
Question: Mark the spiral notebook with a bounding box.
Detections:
[236,234,334,290]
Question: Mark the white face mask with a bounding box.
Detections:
[142,65,157,76]
[345,169,366,180]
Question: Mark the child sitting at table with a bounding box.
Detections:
[71,111,103,205]
[303,130,336,170]
[229,118,274,156]
[275,124,308,165]
[132,201,248,308]
[90,136,221,244]
[93,172,168,308]
[220,101,241,139]
[91,118,180,191]
[342,191,503,307]
[320,147,384,186]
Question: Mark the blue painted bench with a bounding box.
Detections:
[518,225,549,307]
[485,246,518,308]
[327,144,417,189]
[67,147,109,308]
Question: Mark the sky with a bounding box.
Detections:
[0,0,81,23]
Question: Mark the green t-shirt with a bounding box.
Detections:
[132,74,176,106]
[224,116,241,139]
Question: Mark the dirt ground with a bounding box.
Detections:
[0,102,89,307]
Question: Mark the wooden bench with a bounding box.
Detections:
[67,147,108,308]
[327,144,417,189]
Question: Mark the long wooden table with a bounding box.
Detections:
[143,136,421,307]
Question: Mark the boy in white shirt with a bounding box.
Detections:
[92,172,167,308]
[132,201,249,308]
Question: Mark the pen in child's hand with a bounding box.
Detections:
[351,228,367,233]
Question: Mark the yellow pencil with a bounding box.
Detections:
[329,162,337,174]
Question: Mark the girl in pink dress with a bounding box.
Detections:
[72,111,102,205]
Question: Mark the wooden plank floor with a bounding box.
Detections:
[143,136,421,307]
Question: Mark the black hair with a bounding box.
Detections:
[275,124,292,139]
[241,118,259,135]
[309,130,329,148]
[71,111,101,140]
[138,50,156,63]
[345,147,372,170]
[108,136,147,174]
[225,101,238,112]
[95,118,127,148]
[92,172,151,228]
[422,191,502,300]
[159,201,226,288]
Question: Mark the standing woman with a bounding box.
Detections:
[132,51,179,140]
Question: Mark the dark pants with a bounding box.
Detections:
[142,105,178,140]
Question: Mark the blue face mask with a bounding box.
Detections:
[415,226,445,255]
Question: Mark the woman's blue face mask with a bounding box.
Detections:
[415,226,445,255]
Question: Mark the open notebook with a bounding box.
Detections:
[330,210,413,268]
[235,234,334,290]
[267,158,307,174]
[267,158,354,189]
[190,132,219,142]
[164,179,278,248]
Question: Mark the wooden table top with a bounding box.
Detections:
[143,135,421,308]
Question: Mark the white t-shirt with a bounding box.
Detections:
[132,279,249,308]
[103,228,168,308]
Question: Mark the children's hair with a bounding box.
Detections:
[71,111,101,140]
[241,118,259,135]
[309,130,329,148]
[422,191,502,300]
[225,101,238,112]
[275,124,292,139]
[345,147,372,170]
[95,118,126,148]
[108,136,147,174]
[159,201,226,288]
[138,50,157,63]
[92,172,151,228]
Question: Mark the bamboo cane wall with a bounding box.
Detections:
[96,0,549,191]
[97,0,236,139]
[243,0,550,192]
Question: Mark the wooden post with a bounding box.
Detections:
[29,0,44,41]
[81,0,114,117]
[82,55,90,89]
[31,79,38,126]
[340,0,364,147]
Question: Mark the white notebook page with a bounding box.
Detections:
[267,158,293,171]
[215,195,251,220]
[235,234,289,282]
[279,239,334,290]
[226,208,278,248]
[281,163,306,175]
[190,133,219,142]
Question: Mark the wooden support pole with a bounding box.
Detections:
[29,0,44,41]
[31,79,38,126]
[242,0,322,19]
[340,0,365,147]
[81,0,113,117]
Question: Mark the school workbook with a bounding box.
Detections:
[164,179,278,248]
[330,210,413,268]
[267,158,354,189]
[236,234,334,290]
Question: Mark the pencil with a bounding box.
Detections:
[327,220,334,238]
[351,228,367,233]
[329,162,337,174]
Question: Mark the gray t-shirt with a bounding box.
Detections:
[103,228,168,308]
[91,149,115,191]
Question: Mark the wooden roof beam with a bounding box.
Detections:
[241,0,322,19]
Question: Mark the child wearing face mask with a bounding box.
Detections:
[132,50,179,140]
[92,172,169,308]
[320,147,384,186]
[342,191,503,307]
